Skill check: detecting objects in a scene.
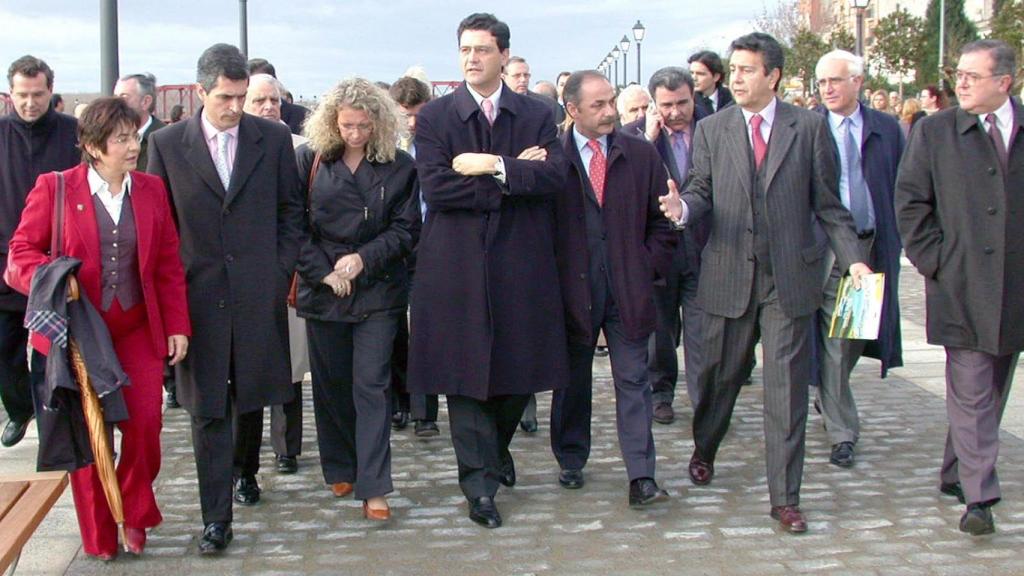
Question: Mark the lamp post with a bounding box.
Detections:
[612,46,621,89]
[239,0,248,57]
[632,20,646,85]
[938,0,946,90]
[619,35,631,86]
[605,54,613,81]
[849,0,870,57]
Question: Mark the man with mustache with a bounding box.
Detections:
[550,70,676,503]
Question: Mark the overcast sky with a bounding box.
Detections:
[1,1,774,99]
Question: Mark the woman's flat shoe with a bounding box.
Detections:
[362,500,391,521]
[331,482,354,498]
[124,526,146,555]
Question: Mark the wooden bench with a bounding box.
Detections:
[0,471,68,575]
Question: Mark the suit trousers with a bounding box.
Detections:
[391,312,438,421]
[940,348,1017,505]
[649,260,704,407]
[70,302,163,555]
[0,309,40,423]
[693,267,811,507]
[551,297,657,481]
[307,315,396,500]
[446,393,531,499]
[190,375,264,524]
[814,250,868,446]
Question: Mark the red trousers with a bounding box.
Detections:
[69,300,164,555]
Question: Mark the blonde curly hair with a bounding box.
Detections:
[303,77,400,163]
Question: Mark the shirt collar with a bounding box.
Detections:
[138,114,153,137]
[200,112,240,143]
[741,97,778,128]
[466,83,503,113]
[828,103,863,131]
[982,97,1014,130]
[572,126,608,154]
[87,165,132,197]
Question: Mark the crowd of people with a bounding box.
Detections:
[0,10,1021,561]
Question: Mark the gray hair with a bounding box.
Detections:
[119,72,157,112]
[616,84,650,116]
[196,43,248,92]
[961,39,1017,79]
[249,73,283,99]
[647,66,694,97]
[815,49,864,80]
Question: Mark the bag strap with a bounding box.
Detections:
[51,171,65,259]
[307,152,322,206]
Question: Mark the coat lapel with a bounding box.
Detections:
[225,115,264,207]
[724,107,753,198]
[763,101,797,191]
[130,174,154,275]
[64,166,101,267]
[182,112,226,200]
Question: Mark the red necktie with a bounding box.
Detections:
[751,113,767,170]
[587,139,606,205]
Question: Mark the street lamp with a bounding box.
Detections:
[619,35,631,87]
[605,54,613,81]
[849,0,870,57]
[632,20,646,85]
[612,46,621,89]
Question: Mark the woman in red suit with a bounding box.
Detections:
[7,97,190,561]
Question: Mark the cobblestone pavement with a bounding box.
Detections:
[4,262,1024,575]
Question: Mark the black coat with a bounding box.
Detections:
[408,84,569,400]
[0,108,79,310]
[147,111,305,418]
[295,145,420,321]
[281,100,310,135]
[896,99,1024,356]
[555,130,676,347]
[138,115,166,175]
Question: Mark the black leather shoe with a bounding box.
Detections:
[688,453,714,485]
[498,454,516,487]
[276,454,298,474]
[558,469,585,489]
[629,478,669,507]
[391,410,409,430]
[594,346,610,358]
[829,442,855,468]
[468,496,502,528]
[960,503,995,536]
[940,482,966,504]
[519,417,538,433]
[233,475,261,505]
[653,402,675,425]
[198,522,233,554]
[1,418,30,447]
[414,420,440,437]
[165,388,180,409]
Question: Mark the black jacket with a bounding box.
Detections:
[0,107,79,310]
[295,145,420,322]
[281,100,310,135]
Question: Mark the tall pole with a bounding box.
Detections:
[938,0,946,90]
[622,54,628,87]
[855,8,865,56]
[614,58,619,89]
[636,42,642,85]
[100,0,119,96]
[239,0,248,57]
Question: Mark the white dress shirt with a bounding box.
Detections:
[982,97,1014,151]
[88,166,132,225]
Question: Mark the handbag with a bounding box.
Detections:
[287,152,322,308]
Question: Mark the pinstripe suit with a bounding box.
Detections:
[680,99,864,506]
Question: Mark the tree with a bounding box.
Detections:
[753,0,802,45]
[871,8,927,96]
[988,0,1024,92]
[789,28,829,97]
[829,26,856,53]
[919,0,979,87]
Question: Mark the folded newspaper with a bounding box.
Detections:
[828,273,885,340]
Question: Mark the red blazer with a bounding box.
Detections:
[7,163,191,356]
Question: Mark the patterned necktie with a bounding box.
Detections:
[750,113,767,170]
[214,132,231,190]
[587,139,606,206]
[986,113,1009,174]
[843,117,873,233]
[481,99,495,127]
[671,130,689,182]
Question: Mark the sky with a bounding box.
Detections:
[0,0,776,100]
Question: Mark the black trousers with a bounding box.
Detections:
[446,393,531,499]
[270,382,303,457]
[190,394,264,524]
[391,313,439,421]
[0,309,40,423]
[308,315,396,500]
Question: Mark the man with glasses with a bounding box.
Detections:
[812,50,905,469]
[896,39,1023,536]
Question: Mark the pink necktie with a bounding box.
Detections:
[481,99,495,126]
[587,139,606,206]
[751,113,767,170]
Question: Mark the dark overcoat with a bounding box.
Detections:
[147,111,304,418]
[895,98,1024,357]
[818,105,905,376]
[555,130,676,347]
[408,84,568,400]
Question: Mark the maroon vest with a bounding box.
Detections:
[92,194,143,312]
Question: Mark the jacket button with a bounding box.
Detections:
[989,167,997,175]
[746,228,753,233]
[217,299,226,308]
[984,247,994,255]
[225,254,234,263]
[579,273,586,279]
[223,208,231,216]
[987,207,997,215]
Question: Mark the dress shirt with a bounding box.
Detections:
[137,114,153,139]
[981,97,1013,151]
[200,113,239,173]
[572,127,607,182]
[740,97,777,149]
[828,104,873,224]
[708,89,720,112]
[88,165,132,225]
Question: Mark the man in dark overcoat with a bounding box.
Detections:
[408,13,568,529]
[551,71,676,502]
[896,39,1024,536]
[147,44,303,553]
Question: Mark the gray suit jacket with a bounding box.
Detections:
[681,99,864,319]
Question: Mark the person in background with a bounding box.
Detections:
[920,84,946,114]
[50,93,64,113]
[899,97,925,138]
[169,104,185,124]
[688,50,734,113]
[616,84,651,125]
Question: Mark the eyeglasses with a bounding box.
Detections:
[339,123,373,133]
[110,133,143,145]
[954,70,1004,85]
[816,76,855,89]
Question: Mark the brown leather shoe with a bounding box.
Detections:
[688,453,714,485]
[653,402,675,425]
[363,499,391,521]
[770,505,808,533]
[331,482,354,498]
